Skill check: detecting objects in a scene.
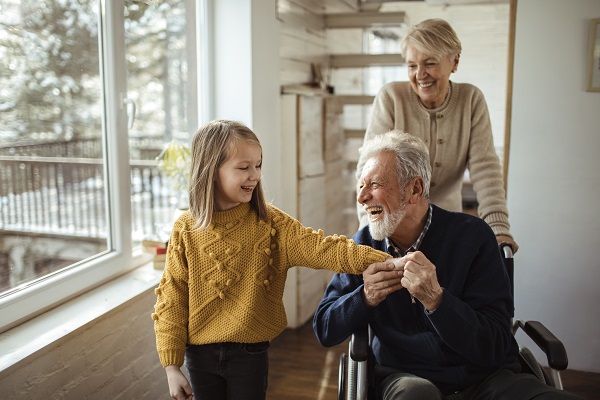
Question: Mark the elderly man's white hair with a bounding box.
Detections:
[358,130,432,198]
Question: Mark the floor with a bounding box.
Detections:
[268,322,600,400]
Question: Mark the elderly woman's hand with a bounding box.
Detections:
[496,235,519,254]
[362,259,404,307]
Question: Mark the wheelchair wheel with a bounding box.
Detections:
[520,346,546,383]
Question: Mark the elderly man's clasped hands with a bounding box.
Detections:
[363,253,443,312]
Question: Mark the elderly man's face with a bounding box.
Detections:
[357,152,408,241]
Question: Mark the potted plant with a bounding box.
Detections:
[156,140,191,212]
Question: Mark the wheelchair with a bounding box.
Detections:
[338,245,569,400]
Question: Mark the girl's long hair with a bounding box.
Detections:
[188,120,268,229]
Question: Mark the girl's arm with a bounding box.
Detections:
[275,210,389,274]
[152,221,191,368]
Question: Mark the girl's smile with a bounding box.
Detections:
[214,140,262,211]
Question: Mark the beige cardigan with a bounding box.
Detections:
[357,81,512,238]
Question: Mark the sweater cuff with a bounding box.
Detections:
[364,248,391,264]
[159,349,185,368]
[483,211,512,238]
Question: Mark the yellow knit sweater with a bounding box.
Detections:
[152,203,388,367]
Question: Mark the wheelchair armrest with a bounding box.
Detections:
[515,320,568,370]
[349,326,369,362]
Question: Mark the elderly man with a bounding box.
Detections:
[313,131,581,399]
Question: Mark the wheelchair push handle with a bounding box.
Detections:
[500,243,514,259]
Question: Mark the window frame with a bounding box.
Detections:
[0,0,202,333]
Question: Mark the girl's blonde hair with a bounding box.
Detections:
[188,120,268,229]
[401,18,462,60]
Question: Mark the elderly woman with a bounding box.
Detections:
[357,18,518,252]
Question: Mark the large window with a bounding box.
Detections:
[125,0,197,242]
[0,0,199,332]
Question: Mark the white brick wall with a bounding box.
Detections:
[0,289,170,399]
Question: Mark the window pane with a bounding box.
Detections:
[125,0,192,244]
[0,0,107,296]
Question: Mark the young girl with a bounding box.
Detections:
[152,120,389,400]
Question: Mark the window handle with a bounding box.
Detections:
[123,97,137,129]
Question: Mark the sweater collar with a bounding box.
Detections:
[409,81,457,117]
[213,202,252,224]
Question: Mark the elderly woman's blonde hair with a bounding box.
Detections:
[401,18,462,60]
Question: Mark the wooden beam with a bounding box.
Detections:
[345,129,366,139]
[503,0,517,194]
[333,95,375,105]
[324,11,406,29]
[330,53,404,68]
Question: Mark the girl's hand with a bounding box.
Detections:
[165,365,194,400]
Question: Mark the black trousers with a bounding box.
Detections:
[185,341,270,400]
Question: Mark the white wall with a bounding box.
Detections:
[509,0,600,373]
[211,0,282,206]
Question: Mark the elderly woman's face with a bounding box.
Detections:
[405,46,458,109]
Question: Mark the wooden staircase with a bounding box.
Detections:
[324,10,406,155]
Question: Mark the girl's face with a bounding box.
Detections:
[214,140,262,211]
[405,46,458,109]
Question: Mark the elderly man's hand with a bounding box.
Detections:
[362,259,404,307]
[401,251,443,312]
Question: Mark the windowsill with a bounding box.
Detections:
[0,260,162,375]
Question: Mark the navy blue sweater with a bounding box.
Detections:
[313,205,519,393]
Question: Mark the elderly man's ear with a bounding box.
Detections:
[408,177,425,203]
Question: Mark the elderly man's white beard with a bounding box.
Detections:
[369,208,406,241]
